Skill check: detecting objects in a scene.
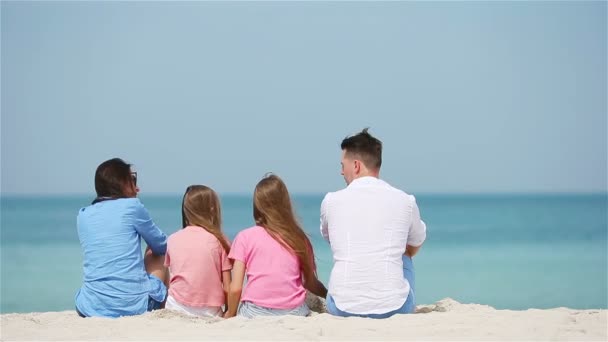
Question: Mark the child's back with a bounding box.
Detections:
[229,225,306,309]
[165,226,231,316]
[224,174,327,319]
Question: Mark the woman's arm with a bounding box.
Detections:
[133,201,167,255]
[224,261,245,318]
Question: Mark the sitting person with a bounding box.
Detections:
[224,174,327,318]
[164,185,233,317]
[321,129,427,318]
[75,158,169,317]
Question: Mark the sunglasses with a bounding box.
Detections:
[131,172,138,186]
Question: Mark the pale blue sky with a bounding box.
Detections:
[1,1,606,195]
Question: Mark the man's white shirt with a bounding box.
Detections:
[320,176,427,314]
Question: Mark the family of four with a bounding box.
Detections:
[75,129,427,319]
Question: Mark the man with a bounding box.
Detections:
[320,128,427,318]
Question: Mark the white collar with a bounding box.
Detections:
[348,176,383,188]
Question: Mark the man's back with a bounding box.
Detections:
[321,176,426,314]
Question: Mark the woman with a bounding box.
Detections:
[75,158,169,317]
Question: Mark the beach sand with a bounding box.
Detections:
[1,297,606,341]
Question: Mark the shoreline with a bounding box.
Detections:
[2,298,606,341]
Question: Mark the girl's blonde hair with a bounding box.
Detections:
[182,185,230,253]
[253,174,317,283]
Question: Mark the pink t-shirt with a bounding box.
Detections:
[228,225,306,309]
[165,226,232,307]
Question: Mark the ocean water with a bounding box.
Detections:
[1,193,606,313]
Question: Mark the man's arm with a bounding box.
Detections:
[404,196,426,258]
[320,194,330,243]
[405,244,422,258]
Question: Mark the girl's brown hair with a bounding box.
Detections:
[182,185,230,253]
[253,174,317,283]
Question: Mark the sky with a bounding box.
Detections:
[1,1,606,195]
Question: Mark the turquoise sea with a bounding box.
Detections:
[1,194,606,313]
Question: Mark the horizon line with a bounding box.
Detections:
[1,191,607,198]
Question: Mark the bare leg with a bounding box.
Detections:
[145,248,169,308]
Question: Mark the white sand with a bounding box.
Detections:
[1,298,606,341]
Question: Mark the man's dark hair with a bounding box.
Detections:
[340,128,382,169]
[94,158,133,198]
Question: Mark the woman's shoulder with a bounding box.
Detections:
[117,197,143,207]
[117,198,152,217]
[93,197,143,210]
[78,197,142,215]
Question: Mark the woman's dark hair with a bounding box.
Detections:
[94,158,133,200]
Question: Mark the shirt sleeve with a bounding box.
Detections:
[227,233,247,264]
[320,193,330,243]
[220,246,233,271]
[133,200,168,255]
[407,195,427,247]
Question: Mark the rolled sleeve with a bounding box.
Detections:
[227,233,247,264]
[220,247,233,271]
[407,196,427,247]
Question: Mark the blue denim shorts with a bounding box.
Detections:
[77,274,166,317]
[147,297,163,311]
[327,288,414,319]
[238,301,310,318]
[147,273,166,311]
[77,296,163,317]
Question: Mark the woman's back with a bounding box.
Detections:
[76,198,167,317]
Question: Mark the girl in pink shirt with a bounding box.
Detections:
[225,174,327,318]
[164,185,232,317]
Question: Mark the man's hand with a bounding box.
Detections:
[404,244,422,258]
